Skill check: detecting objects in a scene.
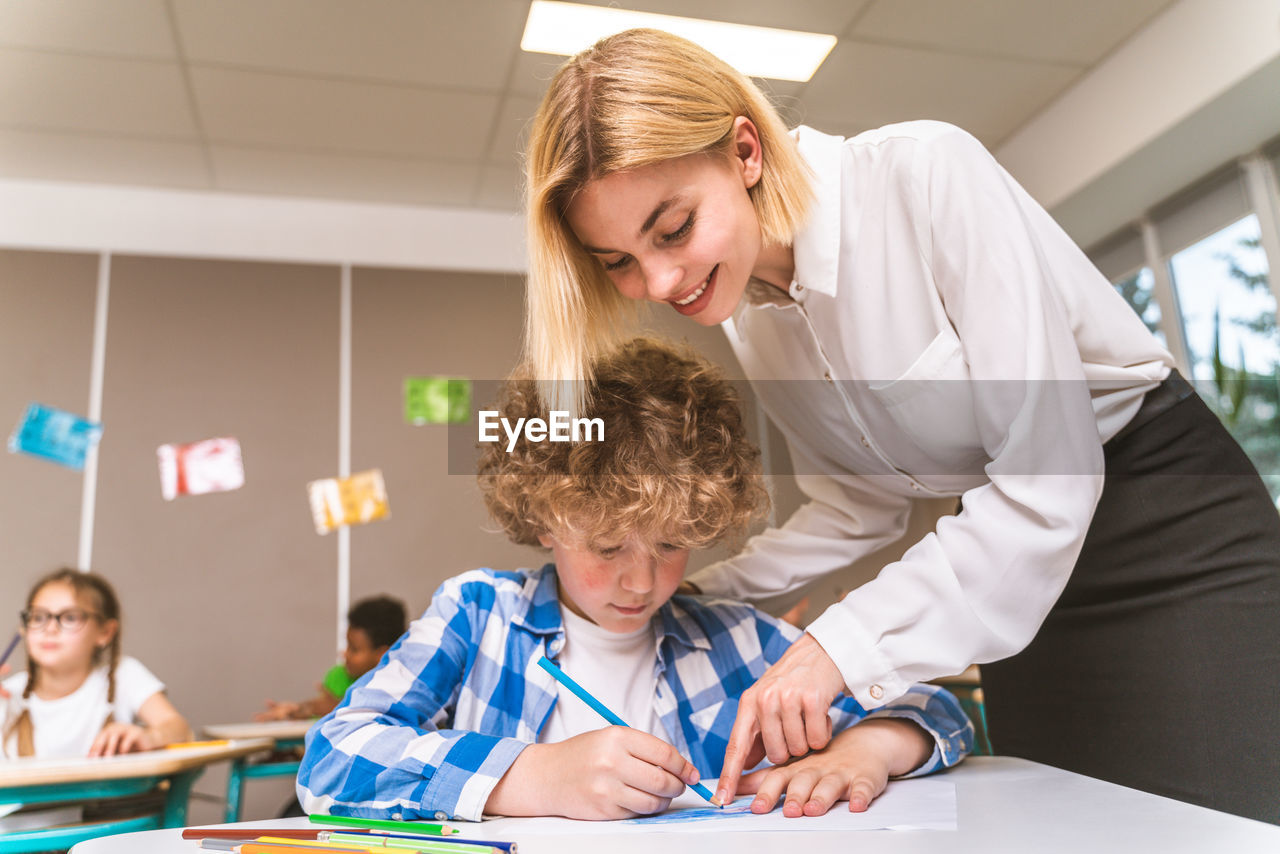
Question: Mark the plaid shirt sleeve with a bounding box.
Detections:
[296,573,531,822]
[752,605,974,776]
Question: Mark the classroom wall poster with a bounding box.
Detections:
[307,468,390,535]
[404,376,471,424]
[156,437,245,500]
[7,402,102,471]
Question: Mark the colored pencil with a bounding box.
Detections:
[325,833,503,854]
[200,843,367,854]
[261,836,499,854]
[330,831,513,853]
[536,655,720,806]
[309,815,459,836]
[0,631,20,670]
[185,830,328,840]
[184,829,514,852]
[166,739,231,750]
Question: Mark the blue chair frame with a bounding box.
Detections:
[224,737,304,822]
[0,769,201,853]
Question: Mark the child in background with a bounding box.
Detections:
[256,596,407,721]
[1,568,191,758]
[298,338,972,821]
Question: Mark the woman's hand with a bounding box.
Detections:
[738,718,932,816]
[714,633,847,805]
[486,726,700,820]
[88,721,157,756]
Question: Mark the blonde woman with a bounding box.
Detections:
[520,28,1280,824]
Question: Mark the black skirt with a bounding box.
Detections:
[980,372,1280,824]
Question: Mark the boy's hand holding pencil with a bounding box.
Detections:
[486,726,700,820]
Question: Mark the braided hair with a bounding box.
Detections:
[22,568,122,703]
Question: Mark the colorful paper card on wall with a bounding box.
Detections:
[307,468,389,535]
[404,377,471,424]
[7,403,102,471]
[157,437,245,500]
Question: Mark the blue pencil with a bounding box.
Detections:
[536,655,720,807]
[0,632,20,671]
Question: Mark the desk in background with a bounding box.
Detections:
[203,721,313,822]
[0,738,272,854]
[65,757,1280,854]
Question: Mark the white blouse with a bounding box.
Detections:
[688,121,1173,709]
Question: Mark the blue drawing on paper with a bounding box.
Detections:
[623,797,757,824]
[8,403,102,470]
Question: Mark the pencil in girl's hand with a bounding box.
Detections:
[536,655,720,807]
[0,631,20,670]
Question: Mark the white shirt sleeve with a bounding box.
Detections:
[110,656,166,723]
[686,439,913,612]
[806,125,1106,706]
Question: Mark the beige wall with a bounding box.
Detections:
[0,250,98,578]
[0,249,951,819]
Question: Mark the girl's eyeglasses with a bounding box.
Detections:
[19,609,101,633]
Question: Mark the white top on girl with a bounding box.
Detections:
[2,656,164,759]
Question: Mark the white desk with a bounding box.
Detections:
[68,757,1280,854]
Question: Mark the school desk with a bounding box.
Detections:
[0,737,272,854]
[64,757,1280,854]
[203,721,315,822]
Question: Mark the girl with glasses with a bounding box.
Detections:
[2,568,191,758]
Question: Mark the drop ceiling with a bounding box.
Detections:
[0,0,1176,212]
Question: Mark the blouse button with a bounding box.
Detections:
[794,283,804,292]
[860,436,870,448]
[823,371,833,383]
[433,811,447,820]
[869,684,884,701]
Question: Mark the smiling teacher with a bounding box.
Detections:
[519,29,1280,823]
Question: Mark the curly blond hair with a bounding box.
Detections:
[479,338,768,554]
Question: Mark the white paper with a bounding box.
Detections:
[474,778,956,834]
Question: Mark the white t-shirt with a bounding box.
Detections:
[538,605,670,745]
[1,656,166,758]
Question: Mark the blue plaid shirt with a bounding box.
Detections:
[298,565,973,821]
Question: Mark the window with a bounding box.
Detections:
[1168,215,1279,498]
[1111,268,1165,345]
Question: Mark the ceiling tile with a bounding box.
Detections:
[174,0,526,91]
[486,95,541,167]
[799,40,1082,146]
[211,146,480,207]
[192,67,500,160]
[508,48,566,100]
[0,48,196,136]
[0,0,175,59]
[851,0,1175,65]
[474,164,522,211]
[0,128,209,187]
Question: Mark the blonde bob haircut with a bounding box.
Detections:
[523,28,814,414]
[478,337,769,555]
